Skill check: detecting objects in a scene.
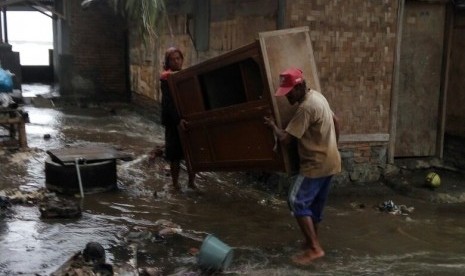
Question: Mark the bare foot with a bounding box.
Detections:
[291,249,325,265]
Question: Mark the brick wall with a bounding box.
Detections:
[128,0,399,182]
[285,0,398,135]
[129,0,277,102]
[130,0,398,133]
[66,1,127,99]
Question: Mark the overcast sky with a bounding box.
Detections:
[3,11,53,65]
[6,11,53,43]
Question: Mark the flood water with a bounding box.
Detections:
[1,90,465,275]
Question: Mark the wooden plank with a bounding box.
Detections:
[0,109,27,148]
[0,118,23,124]
[46,146,132,165]
[258,26,320,174]
[17,120,27,148]
[259,26,321,128]
[388,0,405,163]
[437,3,454,159]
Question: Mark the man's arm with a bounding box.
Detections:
[264,116,293,145]
[333,113,340,143]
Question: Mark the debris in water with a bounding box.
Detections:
[378,200,414,215]
[39,196,82,219]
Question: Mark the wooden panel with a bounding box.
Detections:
[395,2,445,157]
[180,102,282,172]
[182,127,213,164]
[174,77,205,116]
[258,26,320,174]
[209,121,274,161]
[259,26,321,128]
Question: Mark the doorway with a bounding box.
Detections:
[394,1,447,157]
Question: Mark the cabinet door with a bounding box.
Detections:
[168,42,285,173]
[259,26,321,174]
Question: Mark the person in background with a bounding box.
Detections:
[160,47,197,191]
[264,68,341,265]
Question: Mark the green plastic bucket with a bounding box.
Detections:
[197,234,234,271]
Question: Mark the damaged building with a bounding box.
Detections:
[1,0,465,183]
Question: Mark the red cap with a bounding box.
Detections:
[275,68,304,96]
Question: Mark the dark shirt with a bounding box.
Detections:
[160,73,180,127]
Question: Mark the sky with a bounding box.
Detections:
[4,11,53,65]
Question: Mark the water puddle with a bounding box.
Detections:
[1,91,465,275]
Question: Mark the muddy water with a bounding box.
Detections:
[1,103,465,275]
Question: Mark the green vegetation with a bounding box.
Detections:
[109,0,165,43]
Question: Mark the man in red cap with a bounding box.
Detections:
[265,68,341,265]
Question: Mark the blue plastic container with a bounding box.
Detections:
[197,234,234,271]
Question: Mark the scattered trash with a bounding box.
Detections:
[51,242,113,276]
[82,242,106,264]
[257,196,284,207]
[378,200,414,216]
[154,218,180,229]
[0,68,14,92]
[0,188,54,205]
[138,266,162,276]
[39,196,82,219]
[158,227,183,237]
[350,202,366,209]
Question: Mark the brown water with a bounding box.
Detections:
[1,98,465,275]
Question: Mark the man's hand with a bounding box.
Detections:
[264,116,292,145]
[264,116,276,128]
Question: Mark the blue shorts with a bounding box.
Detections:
[288,175,333,222]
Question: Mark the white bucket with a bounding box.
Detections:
[197,234,234,271]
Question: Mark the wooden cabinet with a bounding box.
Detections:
[168,27,320,174]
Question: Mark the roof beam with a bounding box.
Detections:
[29,0,65,19]
[0,0,65,20]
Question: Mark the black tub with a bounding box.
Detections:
[45,157,117,195]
